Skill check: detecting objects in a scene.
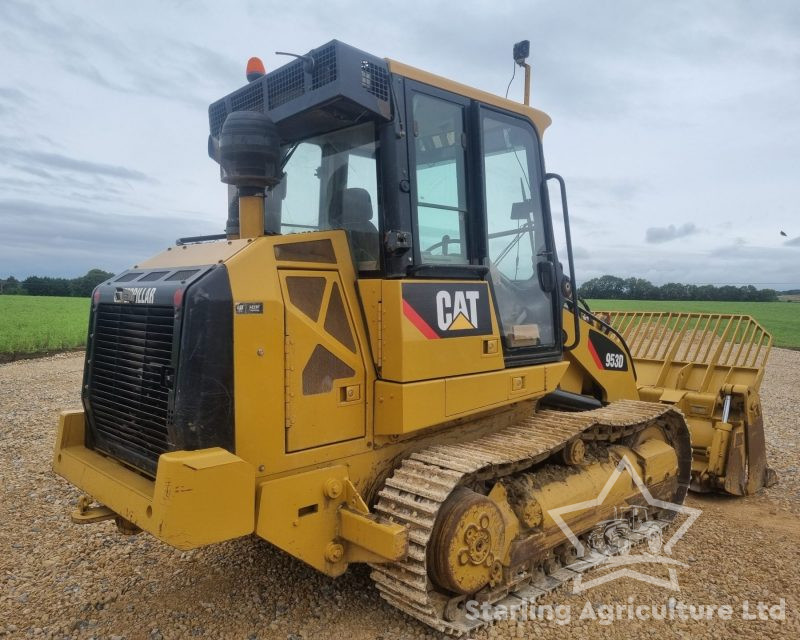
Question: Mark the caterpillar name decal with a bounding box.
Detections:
[114,287,157,304]
[402,282,492,339]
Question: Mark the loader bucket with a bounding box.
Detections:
[601,311,777,495]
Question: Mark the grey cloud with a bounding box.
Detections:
[785,236,800,247]
[0,1,238,109]
[3,147,153,182]
[0,165,146,214]
[0,86,29,103]
[569,177,646,210]
[645,223,698,244]
[0,85,30,117]
[10,164,54,180]
[60,60,132,95]
[368,1,800,121]
[0,199,219,277]
[559,245,590,260]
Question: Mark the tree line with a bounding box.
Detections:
[578,275,779,302]
[0,270,784,302]
[0,269,114,297]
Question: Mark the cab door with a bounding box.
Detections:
[405,82,472,267]
[479,108,560,363]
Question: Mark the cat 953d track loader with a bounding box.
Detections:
[53,40,775,634]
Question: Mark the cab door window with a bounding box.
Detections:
[482,111,555,349]
[411,93,469,264]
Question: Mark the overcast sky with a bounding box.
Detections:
[1,0,799,287]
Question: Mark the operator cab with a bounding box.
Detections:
[208,41,566,365]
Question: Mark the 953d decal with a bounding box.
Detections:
[587,329,628,371]
[402,282,492,339]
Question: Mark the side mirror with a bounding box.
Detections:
[537,260,557,293]
[510,199,534,220]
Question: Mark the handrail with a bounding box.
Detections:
[545,173,580,351]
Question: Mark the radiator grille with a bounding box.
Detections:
[115,272,141,282]
[88,303,175,473]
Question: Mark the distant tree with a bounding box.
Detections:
[579,275,627,299]
[0,276,22,295]
[758,288,779,302]
[659,282,688,300]
[695,284,716,301]
[22,276,72,297]
[71,268,114,297]
[622,277,658,300]
[717,285,741,301]
[572,273,778,301]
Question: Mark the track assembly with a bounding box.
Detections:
[370,400,692,635]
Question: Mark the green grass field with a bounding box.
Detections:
[0,295,90,358]
[588,299,799,349]
[0,295,796,359]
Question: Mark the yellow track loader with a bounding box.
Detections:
[52,40,775,634]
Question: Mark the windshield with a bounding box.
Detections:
[266,122,381,270]
[482,111,555,349]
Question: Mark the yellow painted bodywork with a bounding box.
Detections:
[362,279,504,381]
[278,269,366,451]
[238,194,265,239]
[137,238,251,268]
[255,466,407,576]
[54,410,255,550]
[53,229,572,576]
[374,361,568,435]
[560,308,639,401]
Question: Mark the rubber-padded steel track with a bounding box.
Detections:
[369,399,691,635]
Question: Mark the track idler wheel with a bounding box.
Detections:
[428,487,506,595]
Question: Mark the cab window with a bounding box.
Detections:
[411,93,468,264]
[267,122,380,271]
[482,111,555,349]
[276,142,322,233]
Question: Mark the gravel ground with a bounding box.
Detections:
[1,350,798,639]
